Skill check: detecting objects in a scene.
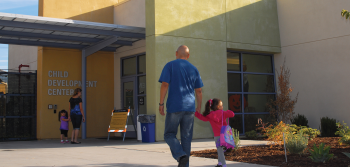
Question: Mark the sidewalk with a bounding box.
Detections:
[0,138,275,167]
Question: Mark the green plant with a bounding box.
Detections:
[262,121,319,145]
[308,143,334,163]
[232,128,240,151]
[245,130,257,139]
[320,117,338,137]
[342,9,350,19]
[264,121,297,145]
[285,132,308,155]
[291,114,309,127]
[298,126,320,140]
[335,121,350,145]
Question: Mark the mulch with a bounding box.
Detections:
[191,137,350,167]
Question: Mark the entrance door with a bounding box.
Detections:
[121,77,137,138]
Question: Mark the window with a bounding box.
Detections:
[121,53,146,115]
[227,51,276,135]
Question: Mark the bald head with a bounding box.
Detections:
[176,45,190,59]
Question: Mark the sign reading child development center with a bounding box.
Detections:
[47,71,98,96]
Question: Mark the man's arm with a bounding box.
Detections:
[195,88,202,113]
[159,82,169,116]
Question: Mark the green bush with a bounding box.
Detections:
[297,126,320,140]
[232,128,240,151]
[335,121,350,145]
[291,114,309,127]
[245,130,258,139]
[320,117,338,137]
[263,122,319,145]
[285,132,308,155]
[308,143,334,163]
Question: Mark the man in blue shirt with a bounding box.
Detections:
[159,45,203,167]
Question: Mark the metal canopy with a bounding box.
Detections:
[0,12,146,139]
[0,12,145,51]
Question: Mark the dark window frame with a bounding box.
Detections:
[227,50,276,135]
[121,53,146,98]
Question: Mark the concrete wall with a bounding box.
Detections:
[8,45,38,71]
[146,0,281,140]
[114,0,145,27]
[275,0,350,129]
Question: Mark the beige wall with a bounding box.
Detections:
[276,0,350,129]
[114,0,145,27]
[8,45,38,71]
[113,0,146,134]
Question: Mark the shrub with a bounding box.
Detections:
[298,126,320,140]
[245,130,258,139]
[291,114,309,127]
[285,132,308,155]
[264,121,297,145]
[231,128,240,151]
[308,143,334,163]
[335,121,350,145]
[320,117,338,137]
[263,122,319,145]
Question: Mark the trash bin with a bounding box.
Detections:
[138,114,156,143]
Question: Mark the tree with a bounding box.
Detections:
[342,9,350,19]
[268,59,299,123]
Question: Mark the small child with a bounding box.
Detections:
[195,98,235,167]
[58,110,70,143]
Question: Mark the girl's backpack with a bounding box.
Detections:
[216,110,235,150]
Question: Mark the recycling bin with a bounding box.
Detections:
[138,114,156,143]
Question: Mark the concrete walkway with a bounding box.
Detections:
[0,138,275,167]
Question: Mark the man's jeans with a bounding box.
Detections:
[164,111,194,167]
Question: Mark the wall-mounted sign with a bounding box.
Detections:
[47,71,98,96]
[139,97,144,105]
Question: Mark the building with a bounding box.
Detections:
[4,0,350,140]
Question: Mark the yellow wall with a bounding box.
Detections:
[37,0,116,139]
[37,48,114,139]
[39,0,118,23]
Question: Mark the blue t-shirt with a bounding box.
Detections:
[158,59,203,113]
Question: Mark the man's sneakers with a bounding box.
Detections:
[178,155,189,167]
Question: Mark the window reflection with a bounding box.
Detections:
[227,73,241,92]
[229,115,243,134]
[244,74,274,92]
[123,57,136,76]
[227,52,240,71]
[245,94,275,113]
[243,54,272,73]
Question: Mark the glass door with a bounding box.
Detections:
[121,77,137,138]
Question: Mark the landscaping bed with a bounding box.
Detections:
[191,137,350,167]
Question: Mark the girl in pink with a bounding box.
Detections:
[58,110,70,143]
[195,98,235,167]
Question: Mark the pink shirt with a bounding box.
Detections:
[195,110,235,137]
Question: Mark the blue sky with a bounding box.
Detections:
[0,0,38,69]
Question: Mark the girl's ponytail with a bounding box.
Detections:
[203,100,211,116]
[203,98,221,117]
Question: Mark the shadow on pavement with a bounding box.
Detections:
[24,163,223,167]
